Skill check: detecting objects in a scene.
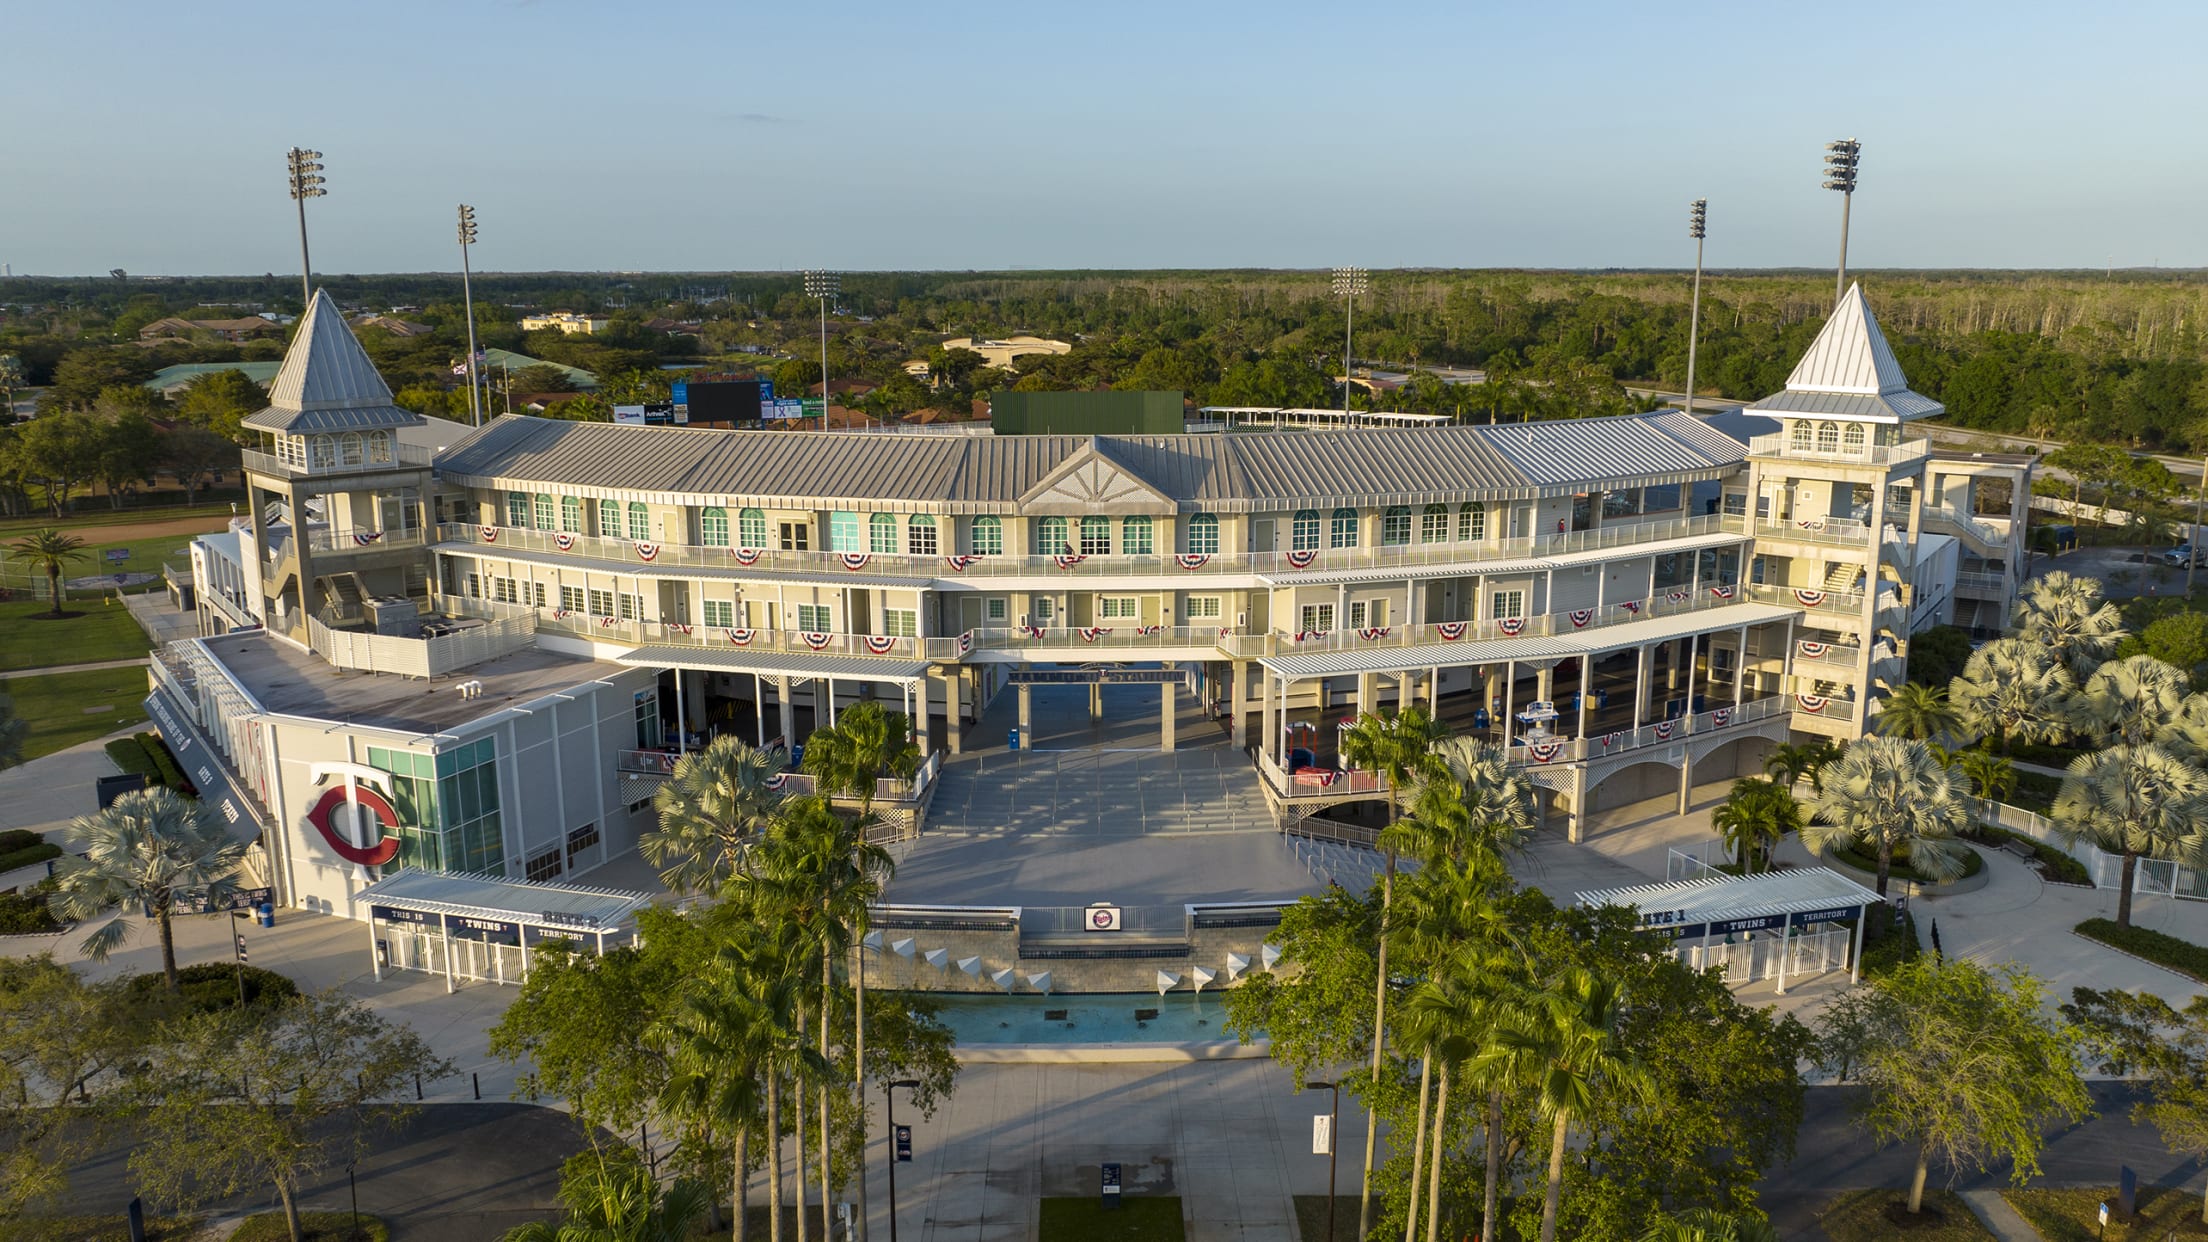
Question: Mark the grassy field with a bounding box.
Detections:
[0,532,205,600]
[1816,1188,1996,1240]
[0,598,152,671]
[1037,1196,1185,1241]
[230,1210,390,1241]
[11,1216,204,1241]
[0,497,239,540]
[1,666,150,760]
[2004,1185,2208,1239]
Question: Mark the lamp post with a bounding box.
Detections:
[285,148,326,310]
[1331,267,1368,421]
[230,909,251,1007]
[885,1077,921,1242]
[1823,138,1862,305]
[1307,1080,1340,1241]
[457,205,483,426]
[804,270,840,426]
[1684,199,1708,417]
[347,1161,359,1241]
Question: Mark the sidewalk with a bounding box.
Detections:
[0,725,132,838]
[9,656,151,677]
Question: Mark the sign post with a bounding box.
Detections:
[1307,1080,1340,1241]
[1101,1162,1122,1210]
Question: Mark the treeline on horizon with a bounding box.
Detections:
[6,267,2208,451]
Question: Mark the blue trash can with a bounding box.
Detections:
[256,902,274,928]
[1007,726,1022,751]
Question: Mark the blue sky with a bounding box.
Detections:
[8,0,2202,275]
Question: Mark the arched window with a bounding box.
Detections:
[311,436,336,469]
[561,496,582,532]
[338,432,364,466]
[367,431,392,464]
[1037,517,1069,555]
[870,513,899,554]
[699,506,729,546]
[1459,501,1486,542]
[1331,507,1359,548]
[627,502,651,541]
[598,499,621,536]
[1120,515,1153,556]
[1842,423,1867,452]
[908,515,938,555]
[1790,421,1813,451]
[1420,503,1449,543]
[1186,513,1219,555]
[1816,422,1841,453]
[1291,508,1321,552]
[971,515,1003,555]
[738,507,766,548]
[507,492,530,526]
[1079,516,1111,556]
[534,494,555,530]
[1382,506,1412,546]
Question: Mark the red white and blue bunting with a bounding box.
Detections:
[863,635,898,655]
[599,616,620,627]
[1667,591,1689,604]
[838,553,871,572]
[1794,589,1827,607]
[725,628,755,646]
[1054,553,1087,570]
[943,554,978,572]
[765,772,789,792]
[1798,640,1830,658]
[1709,584,1736,599]
[1136,625,1163,636]
[1023,625,1047,640]
[1498,617,1526,637]
[1358,626,1391,641]
[552,532,575,552]
[1620,599,1641,614]
[1796,518,1827,531]
[1175,553,1211,570]
[1711,707,1732,726]
[665,622,693,635]
[552,609,573,620]
[1080,627,1111,643]
[1605,732,1623,750]
[801,631,834,651]
[1285,549,1318,569]
[1795,694,1829,713]
[1652,721,1674,740]
[1568,609,1594,629]
[351,532,383,546]
[1293,630,1330,644]
[1527,739,1566,763]
[635,541,660,562]
[480,525,499,543]
[1436,621,1468,641]
[957,631,973,655]
[732,547,762,566]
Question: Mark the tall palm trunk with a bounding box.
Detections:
[156,904,180,992]
[766,1066,783,1242]
[735,1122,751,1242]
[44,566,61,617]
[1403,1051,1431,1242]
[1539,1108,1570,1242]
[1361,779,1400,1239]
[794,1005,809,1226]
[1423,1065,1450,1242]
[820,944,833,1242]
[854,941,869,1242]
[2117,849,2139,927]
[1482,1090,1503,1242]
[1875,839,1893,899]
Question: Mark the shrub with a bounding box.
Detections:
[2074,918,2208,983]
[0,885,62,935]
[1961,824,2092,885]
[126,962,301,1013]
[1858,910,1920,978]
[138,731,193,793]
[230,1211,388,1242]
[0,839,62,875]
[105,736,161,780]
[1827,840,1986,884]
[0,829,43,854]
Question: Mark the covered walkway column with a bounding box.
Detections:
[1678,633,1701,814]
[1159,679,1176,753]
[911,676,930,756]
[1017,682,1033,742]
[777,676,795,748]
[1356,672,1376,718]
[1230,660,1249,750]
[943,669,963,755]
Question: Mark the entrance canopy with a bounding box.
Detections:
[356,867,655,936]
[1575,866,1882,941]
[615,645,928,685]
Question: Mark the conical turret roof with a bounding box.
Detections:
[243,289,425,434]
[1745,282,1943,422]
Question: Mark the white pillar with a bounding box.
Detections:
[1017,683,1033,737]
[1501,660,1517,751]
[1633,645,1648,729]
[1160,680,1175,753]
[1773,909,1797,995]
[912,677,930,757]
[440,912,456,995]
[1576,658,1592,739]
[674,666,689,755]
[1735,625,1749,707]
[777,676,795,749]
[1230,660,1248,750]
[1850,908,1868,984]
[369,915,383,983]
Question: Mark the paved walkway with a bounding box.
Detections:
[9,656,151,676]
[1959,1188,2043,1241]
[0,725,132,839]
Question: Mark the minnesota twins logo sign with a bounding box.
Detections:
[304,765,403,866]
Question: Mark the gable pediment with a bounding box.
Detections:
[1018,440,1176,515]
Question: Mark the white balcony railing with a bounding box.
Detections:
[242,443,435,479]
[1747,432,1930,467]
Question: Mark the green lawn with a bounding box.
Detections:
[9,1216,204,1241]
[1816,1188,1995,1240]
[230,1210,390,1242]
[0,597,152,671]
[0,498,238,540]
[0,533,202,599]
[1038,1195,1185,1241]
[1,666,151,760]
[2004,1185,2208,1239]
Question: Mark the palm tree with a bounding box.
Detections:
[1762,740,1839,794]
[641,736,787,896]
[1872,683,1959,742]
[2051,744,2208,929]
[8,528,87,618]
[2070,654,2189,747]
[1804,736,1972,898]
[2010,569,2126,677]
[1336,704,1449,1239]
[800,700,920,817]
[1951,748,2016,818]
[655,950,800,1242]
[1638,1208,1780,1242]
[1425,736,1536,859]
[47,787,248,991]
[499,1148,714,1242]
[1950,638,2076,753]
[1480,968,1656,1242]
[1710,777,1802,874]
[0,696,25,770]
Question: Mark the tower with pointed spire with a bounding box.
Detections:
[238,288,434,640]
[1736,282,2020,740]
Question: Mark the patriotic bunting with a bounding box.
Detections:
[552,532,575,551]
[1023,625,1046,640]
[1568,609,1594,629]
[732,547,761,566]
[552,609,572,620]
[863,634,899,654]
[726,628,754,646]
[838,552,871,572]
[1175,553,1211,570]
[943,554,978,572]
[1711,707,1732,726]
[1293,630,1330,644]
[1285,549,1318,569]
[350,532,383,546]
[1620,599,1641,614]
[1054,553,1086,570]
[665,622,693,635]
[765,773,789,792]
[599,616,619,627]
[1137,625,1163,636]
[1079,627,1112,643]
[1667,591,1689,604]
[1796,694,1829,713]
[1796,518,1827,531]
[957,631,973,655]
[1794,589,1827,607]
[801,631,834,651]
[480,525,498,543]
[1357,626,1391,641]
[1498,617,1526,637]
[1798,640,1829,658]
[635,541,660,562]
[1436,621,1468,641]
[1527,739,1566,763]
[1605,732,1623,749]
[1709,584,1736,599]
[1653,721,1674,741]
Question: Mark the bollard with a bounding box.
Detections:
[415,1073,423,1101]
[472,1071,481,1100]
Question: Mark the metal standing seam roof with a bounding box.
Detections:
[613,646,931,683]
[432,410,1746,513]
[354,867,655,930]
[1256,601,1798,678]
[1747,282,1944,422]
[243,288,427,434]
[1575,866,1884,923]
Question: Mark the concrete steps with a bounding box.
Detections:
[926,749,1274,837]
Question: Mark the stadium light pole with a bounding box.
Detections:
[1684,199,1708,416]
[285,148,326,310]
[1331,267,1368,421]
[457,205,482,427]
[1823,138,1861,305]
[804,270,840,427]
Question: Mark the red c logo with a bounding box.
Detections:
[307,784,402,866]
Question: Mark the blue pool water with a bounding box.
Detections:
[918,991,1258,1044]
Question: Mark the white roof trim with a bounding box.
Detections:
[1575,866,1884,923]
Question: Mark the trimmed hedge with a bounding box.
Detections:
[230,1212,388,1242]
[1962,824,2093,885]
[127,962,301,1013]
[0,840,60,875]
[2075,918,2208,983]
[1828,840,1985,884]
[0,828,41,853]
[104,735,162,780]
[137,731,192,792]
[0,884,62,934]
